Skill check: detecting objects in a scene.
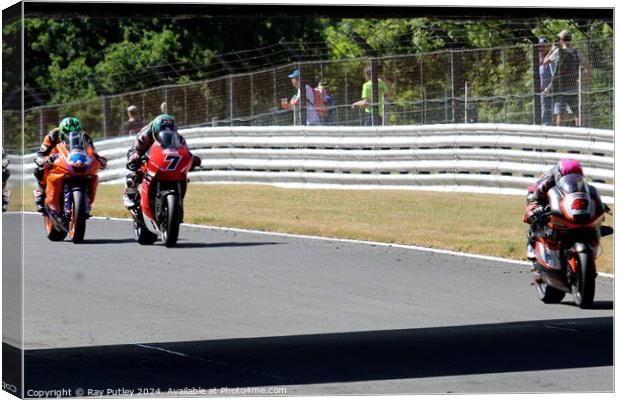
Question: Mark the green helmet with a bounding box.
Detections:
[59,117,82,140]
[152,114,176,135]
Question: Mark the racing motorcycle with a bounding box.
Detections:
[35,131,101,244]
[2,151,10,212]
[128,130,194,247]
[531,173,613,308]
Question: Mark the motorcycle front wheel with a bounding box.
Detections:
[571,252,595,309]
[69,190,87,244]
[160,193,180,248]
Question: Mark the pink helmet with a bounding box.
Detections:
[558,158,583,177]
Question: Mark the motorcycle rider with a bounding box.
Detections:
[123,114,201,209]
[523,158,585,260]
[33,117,108,213]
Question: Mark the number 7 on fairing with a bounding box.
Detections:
[164,154,181,170]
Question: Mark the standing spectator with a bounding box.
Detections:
[317,80,334,125]
[351,66,388,126]
[543,29,589,127]
[119,105,143,135]
[160,102,169,114]
[281,70,320,125]
[537,38,555,125]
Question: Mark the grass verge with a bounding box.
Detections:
[10,183,613,273]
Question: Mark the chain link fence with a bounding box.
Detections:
[3,38,613,152]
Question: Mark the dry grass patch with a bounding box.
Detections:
[11,183,614,273]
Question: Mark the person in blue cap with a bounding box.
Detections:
[537,38,555,125]
[282,69,321,125]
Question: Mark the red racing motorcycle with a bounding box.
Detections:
[129,131,194,247]
[531,173,613,308]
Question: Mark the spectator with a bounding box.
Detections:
[537,38,555,125]
[160,102,168,114]
[281,69,320,125]
[543,29,589,127]
[317,80,334,125]
[351,66,388,126]
[119,105,143,135]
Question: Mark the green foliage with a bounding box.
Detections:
[9,15,613,135]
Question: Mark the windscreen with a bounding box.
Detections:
[155,129,181,149]
[557,173,586,194]
[68,131,86,151]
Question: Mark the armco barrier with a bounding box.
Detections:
[9,124,614,201]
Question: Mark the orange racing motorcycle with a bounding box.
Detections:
[530,173,612,308]
[35,131,102,243]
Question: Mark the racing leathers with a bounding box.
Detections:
[33,128,107,212]
[123,121,201,209]
[523,165,561,260]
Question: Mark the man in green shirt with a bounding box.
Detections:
[352,66,388,126]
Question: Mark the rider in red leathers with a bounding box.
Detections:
[123,114,201,209]
[523,158,585,260]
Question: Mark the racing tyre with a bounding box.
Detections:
[161,193,180,248]
[535,280,566,303]
[44,215,67,241]
[134,220,157,245]
[69,190,87,244]
[571,252,595,309]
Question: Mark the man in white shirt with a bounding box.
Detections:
[283,69,320,125]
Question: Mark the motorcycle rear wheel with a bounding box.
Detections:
[161,193,180,248]
[133,220,158,245]
[571,252,595,309]
[535,280,566,303]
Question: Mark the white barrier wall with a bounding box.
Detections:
[10,124,614,200]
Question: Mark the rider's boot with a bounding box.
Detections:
[34,183,46,213]
[123,188,139,209]
[526,227,537,261]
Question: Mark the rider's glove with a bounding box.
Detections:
[527,206,546,225]
[191,155,202,170]
[97,155,108,169]
[35,154,57,168]
[126,152,142,171]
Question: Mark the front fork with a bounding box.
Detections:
[566,243,597,282]
[154,181,184,224]
[62,184,91,223]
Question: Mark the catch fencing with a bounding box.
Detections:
[11,124,614,202]
[3,38,614,153]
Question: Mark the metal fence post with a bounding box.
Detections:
[39,108,44,143]
[420,54,426,125]
[464,81,468,123]
[578,66,582,127]
[532,41,542,125]
[250,74,254,117]
[450,50,455,123]
[502,47,507,123]
[344,67,348,125]
[229,76,233,126]
[183,87,188,126]
[102,97,108,138]
[204,82,209,126]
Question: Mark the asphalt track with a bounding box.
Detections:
[5,213,614,395]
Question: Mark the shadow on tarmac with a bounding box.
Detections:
[22,316,612,394]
